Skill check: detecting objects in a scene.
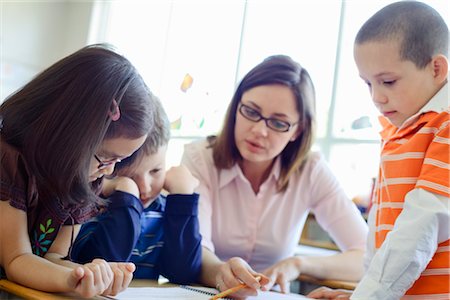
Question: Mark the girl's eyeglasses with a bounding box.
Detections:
[94,154,122,170]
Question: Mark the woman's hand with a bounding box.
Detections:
[102,262,135,296]
[214,257,270,298]
[262,256,302,293]
[307,286,352,299]
[67,258,113,298]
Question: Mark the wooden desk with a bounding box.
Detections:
[0,279,74,300]
[0,277,355,299]
[298,274,357,290]
[0,279,168,300]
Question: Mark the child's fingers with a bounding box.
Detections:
[91,259,113,287]
[103,262,135,296]
[107,269,123,296]
[67,266,85,289]
[307,286,331,298]
[116,263,135,292]
[74,267,100,298]
[307,287,352,299]
[125,262,136,273]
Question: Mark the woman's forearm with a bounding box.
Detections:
[299,249,365,282]
[200,247,223,287]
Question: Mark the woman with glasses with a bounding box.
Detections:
[182,55,368,298]
[0,44,154,298]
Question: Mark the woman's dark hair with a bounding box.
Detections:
[211,55,316,192]
[0,44,154,206]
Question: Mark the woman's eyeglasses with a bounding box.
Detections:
[94,154,122,170]
[238,103,298,132]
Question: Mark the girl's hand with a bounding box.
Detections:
[67,258,113,298]
[307,286,352,299]
[215,257,270,298]
[164,165,199,194]
[102,262,136,296]
[262,256,302,293]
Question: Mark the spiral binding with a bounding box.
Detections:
[180,285,232,300]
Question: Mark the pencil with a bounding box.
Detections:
[210,276,262,300]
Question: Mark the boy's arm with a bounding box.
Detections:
[158,165,201,283]
[159,193,202,284]
[351,188,450,299]
[70,190,143,263]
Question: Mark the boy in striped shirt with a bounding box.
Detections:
[309,1,449,299]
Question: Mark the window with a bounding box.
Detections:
[93,0,448,200]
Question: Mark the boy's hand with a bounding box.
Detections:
[164,165,199,194]
[102,262,135,296]
[68,258,113,298]
[307,286,352,299]
[102,177,139,198]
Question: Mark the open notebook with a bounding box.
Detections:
[107,286,312,299]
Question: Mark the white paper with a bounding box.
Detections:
[109,286,214,299]
[110,286,312,299]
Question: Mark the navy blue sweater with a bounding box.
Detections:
[70,191,202,284]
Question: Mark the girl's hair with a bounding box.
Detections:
[113,97,170,176]
[0,44,154,206]
[210,55,316,192]
[355,1,449,69]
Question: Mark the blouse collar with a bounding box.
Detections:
[219,156,281,188]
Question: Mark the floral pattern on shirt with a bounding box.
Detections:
[31,218,55,256]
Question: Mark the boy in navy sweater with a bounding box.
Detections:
[71,100,201,284]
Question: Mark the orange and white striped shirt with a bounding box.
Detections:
[352,83,450,300]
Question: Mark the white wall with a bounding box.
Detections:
[1,0,94,101]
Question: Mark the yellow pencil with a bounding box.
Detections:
[210,276,262,300]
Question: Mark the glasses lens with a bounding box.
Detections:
[239,103,293,132]
[267,119,290,132]
[240,104,261,121]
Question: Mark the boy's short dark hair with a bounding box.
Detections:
[355,1,449,68]
[138,98,171,155]
[114,98,170,174]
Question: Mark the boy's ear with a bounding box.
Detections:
[431,54,448,84]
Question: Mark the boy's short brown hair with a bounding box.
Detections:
[114,98,170,174]
[355,1,449,69]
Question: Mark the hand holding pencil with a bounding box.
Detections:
[210,276,263,300]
